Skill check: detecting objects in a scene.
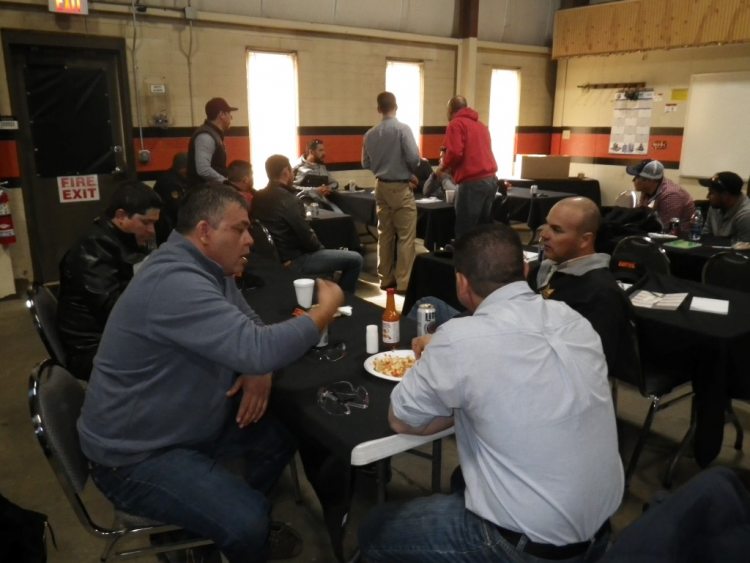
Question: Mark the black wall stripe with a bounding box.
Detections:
[570,156,680,169]
[516,125,685,136]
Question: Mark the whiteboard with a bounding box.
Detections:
[680,71,750,179]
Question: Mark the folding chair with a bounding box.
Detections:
[610,235,670,284]
[702,251,750,292]
[25,284,67,366]
[28,360,213,561]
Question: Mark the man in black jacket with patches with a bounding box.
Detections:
[529,196,637,380]
[57,181,162,379]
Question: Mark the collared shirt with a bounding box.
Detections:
[292,156,338,190]
[362,116,420,181]
[639,177,694,233]
[391,281,623,545]
[703,193,750,242]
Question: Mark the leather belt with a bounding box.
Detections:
[376,178,410,183]
[494,520,610,560]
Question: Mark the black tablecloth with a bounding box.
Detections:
[308,209,362,252]
[501,178,601,206]
[243,258,415,462]
[506,187,572,231]
[329,190,377,226]
[403,253,460,315]
[631,274,750,466]
[658,238,750,282]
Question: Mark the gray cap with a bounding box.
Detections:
[625,159,664,180]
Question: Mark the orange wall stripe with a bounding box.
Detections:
[0,141,20,178]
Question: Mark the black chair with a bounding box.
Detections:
[610,236,670,284]
[26,284,67,367]
[611,321,695,488]
[28,360,214,561]
[250,219,280,262]
[702,251,750,292]
[490,194,510,225]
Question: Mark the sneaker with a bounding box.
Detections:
[268,521,303,560]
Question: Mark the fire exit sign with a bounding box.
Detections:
[49,0,89,15]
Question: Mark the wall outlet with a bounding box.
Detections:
[138,149,151,164]
[184,6,197,20]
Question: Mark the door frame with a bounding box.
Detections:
[1,29,135,281]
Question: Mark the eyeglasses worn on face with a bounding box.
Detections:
[317,380,369,416]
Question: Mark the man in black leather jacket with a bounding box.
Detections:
[57,181,162,380]
[252,155,362,292]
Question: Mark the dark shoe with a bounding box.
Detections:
[380,283,396,290]
[268,522,303,560]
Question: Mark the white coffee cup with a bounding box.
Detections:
[293,278,315,309]
[445,189,456,204]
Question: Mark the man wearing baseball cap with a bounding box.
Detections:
[699,171,750,242]
[188,97,238,186]
[625,159,695,234]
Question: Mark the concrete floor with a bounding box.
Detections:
[2,236,750,562]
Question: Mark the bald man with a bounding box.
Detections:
[437,96,498,239]
[529,197,636,379]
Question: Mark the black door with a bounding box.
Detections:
[4,32,133,282]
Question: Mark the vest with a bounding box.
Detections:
[187,121,228,186]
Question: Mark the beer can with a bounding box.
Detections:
[668,218,680,236]
[417,303,437,337]
[310,202,320,217]
[530,184,539,197]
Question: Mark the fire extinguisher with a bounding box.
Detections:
[0,185,17,247]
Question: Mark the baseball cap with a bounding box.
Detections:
[625,159,664,180]
[698,171,744,195]
[205,97,238,119]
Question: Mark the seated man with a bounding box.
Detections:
[292,139,343,212]
[529,197,637,380]
[359,223,624,563]
[225,159,255,205]
[153,152,188,245]
[699,171,750,242]
[625,159,694,234]
[57,181,162,380]
[422,148,457,200]
[252,154,362,292]
[78,185,344,562]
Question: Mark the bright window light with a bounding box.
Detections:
[385,61,423,150]
[247,52,299,187]
[488,69,520,178]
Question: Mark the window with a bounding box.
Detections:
[246,51,299,187]
[385,61,423,150]
[488,69,520,178]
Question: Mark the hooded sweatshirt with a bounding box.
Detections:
[441,107,498,184]
[78,230,319,467]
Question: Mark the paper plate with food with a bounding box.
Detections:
[364,350,416,382]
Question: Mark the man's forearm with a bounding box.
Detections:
[388,406,454,436]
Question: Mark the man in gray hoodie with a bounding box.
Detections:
[78,185,343,562]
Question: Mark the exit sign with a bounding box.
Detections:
[49,0,89,15]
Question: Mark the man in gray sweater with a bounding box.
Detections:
[78,185,343,562]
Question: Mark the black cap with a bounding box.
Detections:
[205,97,238,119]
[698,171,744,195]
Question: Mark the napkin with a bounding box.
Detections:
[689,297,729,315]
[336,306,352,317]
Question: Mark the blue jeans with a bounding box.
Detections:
[359,492,609,563]
[292,249,363,292]
[91,415,295,563]
[405,296,461,327]
[454,177,499,239]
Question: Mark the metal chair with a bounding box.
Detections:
[610,235,670,284]
[614,190,638,208]
[611,321,695,487]
[250,219,280,262]
[702,251,750,292]
[25,284,67,366]
[28,360,213,561]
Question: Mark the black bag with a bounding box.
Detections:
[0,493,53,563]
[596,207,663,254]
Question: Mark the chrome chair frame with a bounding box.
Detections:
[28,360,213,561]
[26,284,67,366]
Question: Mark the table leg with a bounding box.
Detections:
[431,439,442,493]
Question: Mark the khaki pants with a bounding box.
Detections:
[375,181,416,291]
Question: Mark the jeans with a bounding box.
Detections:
[454,177,499,239]
[405,296,460,327]
[91,414,295,563]
[291,249,363,292]
[359,492,609,563]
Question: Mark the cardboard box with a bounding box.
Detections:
[514,155,571,179]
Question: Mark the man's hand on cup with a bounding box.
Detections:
[308,279,344,329]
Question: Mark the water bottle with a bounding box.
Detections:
[689,208,703,242]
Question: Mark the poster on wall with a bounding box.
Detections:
[609,90,653,155]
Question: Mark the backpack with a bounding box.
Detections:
[0,493,54,563]
[596,207,663,254]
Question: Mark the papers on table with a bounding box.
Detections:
[630,290,688,310]
[617,281,633,291]
[690,297,730,315]
[416,197,441,204]
[523,251,539,263]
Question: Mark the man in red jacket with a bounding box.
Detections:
[437,96,498,239]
